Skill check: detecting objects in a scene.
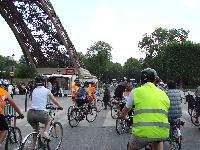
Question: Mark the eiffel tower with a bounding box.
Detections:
[0,0,88,76]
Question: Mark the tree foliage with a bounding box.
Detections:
[85,41,112,80]
[138,27,189,57]
[123,58,142,82]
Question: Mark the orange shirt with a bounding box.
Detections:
[72,84,79,92]
[88,86,96,100]
[0,88,8,115]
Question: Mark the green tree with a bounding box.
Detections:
[85,41,112,80]
[161,41,200,88]
[123,58,142,82]
[102,62,123,82]
[19,55,26,64]
[138,27,189,57]
[15,64,36,78]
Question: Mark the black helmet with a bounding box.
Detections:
[141,68,157,83]
[84,81,89,87]
[35,75,46,84]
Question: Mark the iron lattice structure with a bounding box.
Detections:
[0,0,85,70]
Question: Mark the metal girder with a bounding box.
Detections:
[0,0,85,70]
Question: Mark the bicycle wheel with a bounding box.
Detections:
[111,103,119,119]
[20,132,42,150]
[96,99,103,112]
[116,118,126,135]
[5,126,22,150]
[47,122,63,150]
[188,104,194,116]
[191,108,200,126]
[86,106,97,122]
[68,107,80,127]
[169,128,182,150]
[67,105,75,120]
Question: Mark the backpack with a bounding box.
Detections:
[77,87,84,97]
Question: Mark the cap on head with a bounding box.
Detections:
[141,68,157,83]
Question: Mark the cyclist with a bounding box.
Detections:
[166,80,182,122]
[75,81,92,107]
[114,77,128,100]
[0,80,24,150]
[72,78,80,102]
[121,68,170,150]
[27,75,63,140]
[88,82,96,101]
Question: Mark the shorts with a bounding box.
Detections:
[27,109,51,126]
[0,115,8,131]
[128,134,167,149]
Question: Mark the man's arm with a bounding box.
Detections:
[5,94,23,116]
[121,89,134,119]
[121,106,131,119]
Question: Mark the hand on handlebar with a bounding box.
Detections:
[58,106,63,110]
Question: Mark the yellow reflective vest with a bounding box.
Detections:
[132,82,170,139]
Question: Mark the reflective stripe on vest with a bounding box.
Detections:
[133,122,170,128]
[132,82,170,139]
[134,109,168,116]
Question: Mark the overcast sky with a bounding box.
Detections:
[0,0,200,65]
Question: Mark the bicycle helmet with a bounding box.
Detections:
[35,75,46,84]
[0,79,9,86]
[84,81,89,87]
[140,68,158,83]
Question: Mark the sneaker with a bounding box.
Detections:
[43,132,50,140]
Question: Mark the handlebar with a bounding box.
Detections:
[4,114,24,119]
[46,103,63,110]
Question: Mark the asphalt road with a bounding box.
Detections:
[8,92,200,150]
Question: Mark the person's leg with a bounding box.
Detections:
[40,111,53,139]
[29,123,39,149]
[0,130,7,144]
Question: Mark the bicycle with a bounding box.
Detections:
[68,102,97,127]
[110,97,124,119]
[3,115,22,150]
[168,118,185,150]
[20,104,63,150]
[92,98,103,112]
[116,109,133,135]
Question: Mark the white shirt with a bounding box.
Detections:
[47,82,52,91]
[31,86,51,110]
[8,85,13,94]
[125,89,134,109]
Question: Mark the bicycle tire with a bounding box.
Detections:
[86,106,97,122]
[47,122,63,150]
[169,127,182,150]
[5,126,22,150]
[188,107,192,116]
[111,103,119,119]
[68,107,80,127]
[67,105,75,120]
[20,132,42,150]
[191,108,200,126]
[96,99,103,112]
[116,118,126,135]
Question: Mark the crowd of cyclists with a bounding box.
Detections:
[0,67,199,149]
